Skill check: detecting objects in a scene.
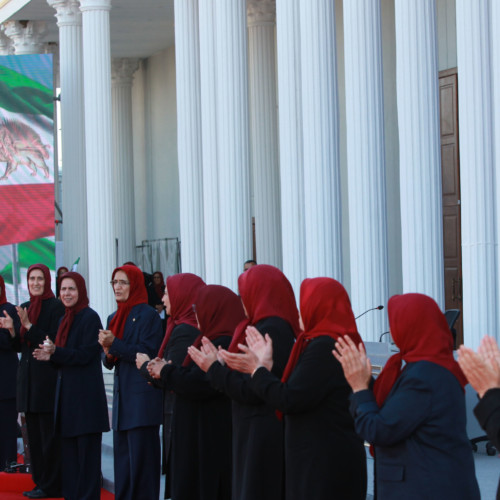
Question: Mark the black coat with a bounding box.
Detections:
[350,361,480,500]
[140,323,201,499]
[249,336,367,500]
[160,334,232,500]
[13,297,65,413]
[207,316,295,500]
[474,387,500,499]
[0,302,20,401]
[51,307,110,438]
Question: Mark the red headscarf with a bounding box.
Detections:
[373,293,466,407]
[55,272,89,347]
[228,264,300,353]
[0,275,6,306]
[157,273,206,358]
[182,285,245,367]
[281,277,363,383]
[21,264,55,338]
[108,265,148,340]
[153,271,165,299]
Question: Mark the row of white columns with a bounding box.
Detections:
[1,2,139,320]
[174,0,445,339]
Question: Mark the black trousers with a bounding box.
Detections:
[0,399,17,470]
[25,411,61,496]
[113,426,160,500]
[62,433,102,500]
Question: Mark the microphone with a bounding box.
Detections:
[379,331,390,342]
[355,305,384,320]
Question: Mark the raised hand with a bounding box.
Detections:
[458,338,500,398]
[15,306,31,330]
[0,310,15,337]
[219,344,260,374]
[245,326,273,371]
[136,352,151,370]
[333,336,371,392]
[187,337,218,372]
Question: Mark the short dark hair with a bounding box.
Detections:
[244,259,257,266]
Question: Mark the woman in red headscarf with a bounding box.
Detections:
[334,293,480,500]
[136,272,206,499]
[221,278,367,500]
[98,264,164,500]
[189,264,298,500]
[33,272,109,500]
[0,276,21,472]
[146,284,245,500]
[4,264,65,498]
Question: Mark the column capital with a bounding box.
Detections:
[79,0,111,13]
[0,25,14,55]
[111,58,140,86]
[3,20,47,55]
[247,0,275,27]
[47,0,82,27]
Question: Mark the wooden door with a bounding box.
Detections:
[439,69,463,345]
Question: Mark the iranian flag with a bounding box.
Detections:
[0,54,55,246]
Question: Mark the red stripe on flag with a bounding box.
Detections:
[0,183,54,246]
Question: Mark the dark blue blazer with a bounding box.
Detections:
[104,303,163,431]
[0,302,20,401]
[350,361,480,500]
[51,307,110,438]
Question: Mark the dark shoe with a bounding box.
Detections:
[22,487,39,497]
[25,488,49,499]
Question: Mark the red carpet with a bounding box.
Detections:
[0,471,114,499]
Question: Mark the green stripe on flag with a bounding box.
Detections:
[0,238,55,284]
[0,65,53,119]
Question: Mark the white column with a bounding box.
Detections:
[0,25,14,54]
[492,0,500,346]
[80,0,115,320]
[112,58,139,266]
[395,0,444,307]
[344,0,389,340]
[214,0,252,290]
[247,0,282,268]
[3,21,47,54]
[299,0,342,279]
[47,0,88,280]
[174,0,205,278]
[275,0,305,298]
[199,0,221,283]
[456,0,496,348]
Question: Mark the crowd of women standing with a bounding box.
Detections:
[0,261,497,500]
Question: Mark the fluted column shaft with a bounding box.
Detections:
[344,0,389,340]
[276,0,305,298]
[214,0,252,291]
[174,0,205,277]
[112,58,139,265]
[299,0,342,279]
[199,0,221,283]
[456,0,496,348]
[48,0,88,280]
[395,0,444,307]
[492,0,500,345]
[247,0,282,268]
[80,0,115,319]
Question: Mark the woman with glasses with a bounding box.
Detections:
[1,264,65,499]
[98,264,163,500]
[136,272,205,499]
[33,272,109,500]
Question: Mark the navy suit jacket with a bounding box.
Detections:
[51,307,110,438]
[104,303,163,431]
[350,361,480,500]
